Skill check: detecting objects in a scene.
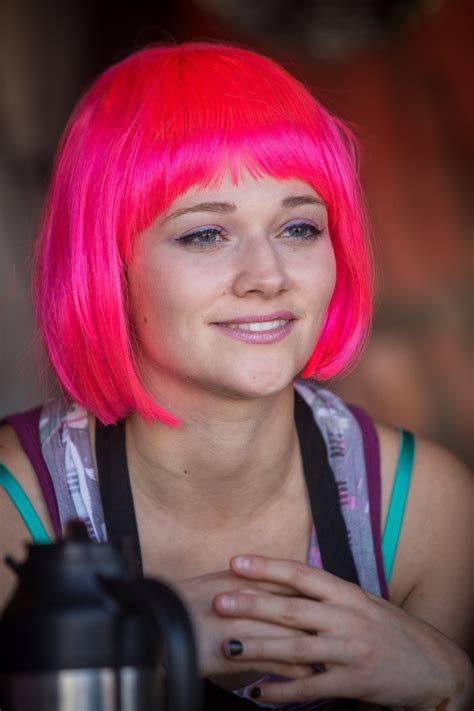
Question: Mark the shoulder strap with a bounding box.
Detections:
[1,406,62,539]
[0,463,51,543]
[95,395,359,586]
[294,392,360,585]
[382,429,415,583]
[348,404,389,600]
[95,419,143,577]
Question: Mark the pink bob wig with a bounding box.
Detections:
[34,41,373,426]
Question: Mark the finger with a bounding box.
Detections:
[224,612,317,643]
[230,555,350,602]
[248,581,300,597]
[249,662,316,680]
[228,583,299,598]
[214,591,342,633]
[222,635,350,666]
[248,668,356,705]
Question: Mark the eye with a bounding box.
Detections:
[280,220,324,240]
[174,226,225,248]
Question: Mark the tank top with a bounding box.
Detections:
[1,380,390,709]
[36,381,386,597]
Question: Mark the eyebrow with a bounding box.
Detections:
[164,195,324,222]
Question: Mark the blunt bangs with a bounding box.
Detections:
[34,42,373,424]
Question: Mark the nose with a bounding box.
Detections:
[231,234,291,299]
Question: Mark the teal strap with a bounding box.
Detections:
[0,463,51,544]
[382,429,415,583]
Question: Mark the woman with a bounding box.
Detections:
[0,42,472,709]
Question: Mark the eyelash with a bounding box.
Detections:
[174,221,324,248]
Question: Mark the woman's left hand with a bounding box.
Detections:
[213,555,472,709]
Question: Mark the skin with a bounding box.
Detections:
[0,172,472,709]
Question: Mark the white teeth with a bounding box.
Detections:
[225,319,288,332]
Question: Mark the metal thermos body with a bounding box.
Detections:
[0,667,159,711]
[0,523,200,711]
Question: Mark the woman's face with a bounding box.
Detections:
[127,171,336,402]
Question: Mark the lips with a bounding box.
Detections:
[215,310,296,326]
[223,319,288,332]
[212,311,297,344]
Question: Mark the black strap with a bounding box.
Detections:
[95,392,359,585]
[294,391,359,585]
[95,419,143,577]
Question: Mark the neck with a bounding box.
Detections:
[125,383,301,530]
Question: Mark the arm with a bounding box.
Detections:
[376,424,473,653]
[0,424,55,610]
[380,427,473,710]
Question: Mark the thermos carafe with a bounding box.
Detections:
[0,522,201,711]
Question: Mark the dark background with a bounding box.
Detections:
[1,0,472,466]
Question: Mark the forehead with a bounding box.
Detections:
[163,171,324,216]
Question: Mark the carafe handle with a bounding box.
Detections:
[101,577,201,711]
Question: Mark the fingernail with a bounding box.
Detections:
[234,556,252,570]
[228,639,243,656]
[250,687,261,699]
[219,595,237,611]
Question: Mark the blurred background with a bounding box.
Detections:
[0,0,472,466]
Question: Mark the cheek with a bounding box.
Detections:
[129,255,217,343]
[303,242,337,314]
[129,254,177,318]
[322,256,337,306]
[128,272,186,370]
[127,260,167,346]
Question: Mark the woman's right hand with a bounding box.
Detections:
[173,568,315,689]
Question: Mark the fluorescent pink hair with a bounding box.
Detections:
[34,42,373,425]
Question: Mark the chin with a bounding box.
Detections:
[221,366,297,401]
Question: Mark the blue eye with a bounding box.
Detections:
[174,220,323,249]
[175,226,224,248]
[281,221,323,240]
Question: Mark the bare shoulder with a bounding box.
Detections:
[375,421,473,650]
[0,423,54,610]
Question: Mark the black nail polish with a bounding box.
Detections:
[250,687,261,699]
[228,639,243,656]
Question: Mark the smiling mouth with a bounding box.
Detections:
[222,319,289,332]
